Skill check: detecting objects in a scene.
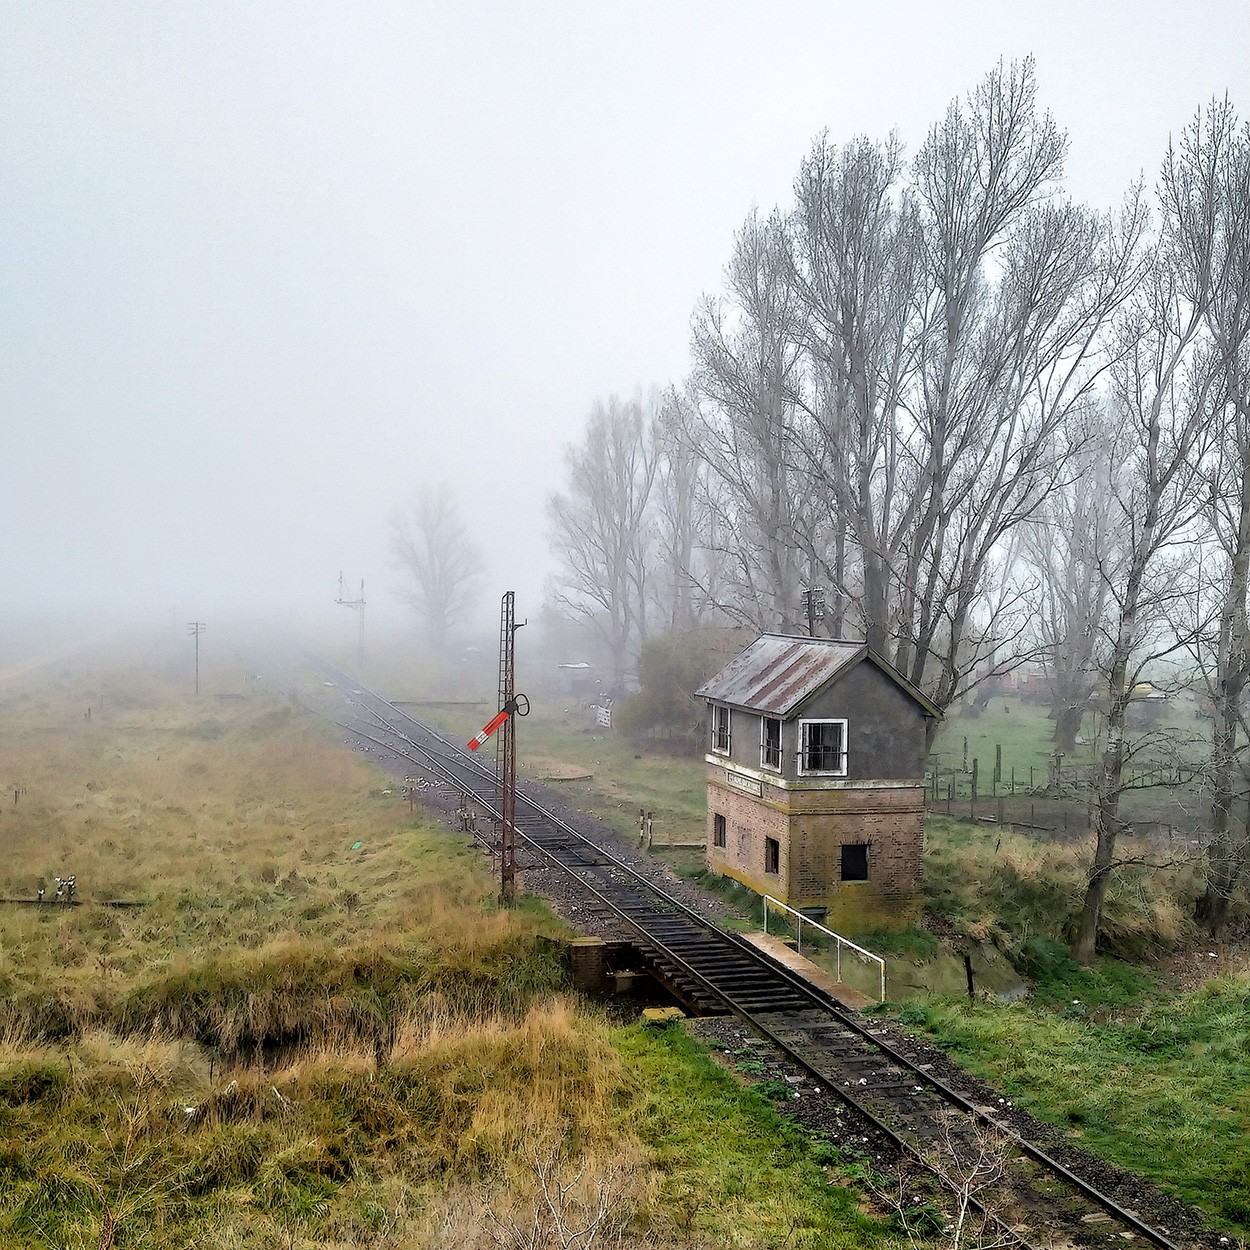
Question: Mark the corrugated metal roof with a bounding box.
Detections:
[696,633,943,719]
[696,635,868,717]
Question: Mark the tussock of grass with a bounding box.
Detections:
[387,997,627,1170]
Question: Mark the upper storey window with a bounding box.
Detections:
[799,718,848,775]
[711,704,731,754]
[761,717,782,771]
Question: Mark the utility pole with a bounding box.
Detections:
[800,586,825,638]
[187,621,206,695]
[335,573,366,666]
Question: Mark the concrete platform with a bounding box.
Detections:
[740,931,875,1010]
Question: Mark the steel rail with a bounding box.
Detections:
[309,659,1187,1250]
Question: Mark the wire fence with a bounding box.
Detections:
[924,754,1220,841]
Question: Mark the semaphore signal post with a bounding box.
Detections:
[466,591,528,904]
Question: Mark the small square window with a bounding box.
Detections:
[841,843,869,881]
[711,705,731,754]
[712,813,727,848]
[764,836,780,875]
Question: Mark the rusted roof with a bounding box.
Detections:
[696,634,941,719]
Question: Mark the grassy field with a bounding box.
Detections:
[929,698,1061,789]
[0,635,909,1250]
[931,693,1214,834]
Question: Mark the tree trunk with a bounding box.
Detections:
[1073,813,1117,963]
[1053,703,1085,756]
[1196,679,1246,936]
[1073,604,1136,963]
[1196,429,1250,935]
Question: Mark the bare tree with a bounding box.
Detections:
[1181,99,1250,936]
[788,130,921,651]
[650,387,708,632]
[390,485,484,652]
[898,60,1146,728]
[1022,422,1117,754]
[547,397,657,691]
[871,1121,1015,1250]
[784,60,1146,743]
[688,209,812,632]
[1073,233,1222,961]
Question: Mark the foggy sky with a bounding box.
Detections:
[3,1,1247,635]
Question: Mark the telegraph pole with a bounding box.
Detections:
[800,586,826,638]
[335,573,366,666]
[187,621,206,694]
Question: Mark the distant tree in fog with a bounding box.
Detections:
[547,396,657,691]
[390,485,484,652]
[687,208,811,633]
[1022,419,1118,755]
[651,386,730,630]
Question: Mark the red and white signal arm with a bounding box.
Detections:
[467,708,510,751]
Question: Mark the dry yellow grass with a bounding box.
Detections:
[0,637,555,1004]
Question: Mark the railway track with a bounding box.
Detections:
[302,657,1206,1250]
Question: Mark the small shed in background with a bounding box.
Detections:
[697,634,940,932]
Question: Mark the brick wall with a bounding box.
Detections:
[705,765,924,931]
[705,775,789,898]
[792,788,923,930]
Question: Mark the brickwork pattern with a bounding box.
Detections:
[706,777,789,897]
[705,766,924,930]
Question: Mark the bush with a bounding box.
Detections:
[616,631,738,746]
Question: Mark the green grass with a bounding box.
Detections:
[616,1023,900,1248]
[930,699,1062,789]
[895,975,1250,1231]
[922,814,1194,959]
[519,706,707,845]
[1009,936,1155,1012]
[930,692,1215,834]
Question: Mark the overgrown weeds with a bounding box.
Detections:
[924,816,1197,960]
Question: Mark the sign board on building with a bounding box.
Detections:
[726,771,762,797]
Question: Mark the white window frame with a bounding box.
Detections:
[760,716,782,772]
[711,704,732,755]
[798,718,848,776]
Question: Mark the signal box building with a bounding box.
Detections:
[697,635,940,932]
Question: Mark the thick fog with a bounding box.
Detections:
[2,1,1247,636]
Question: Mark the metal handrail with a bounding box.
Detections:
[762,895,886,1003]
